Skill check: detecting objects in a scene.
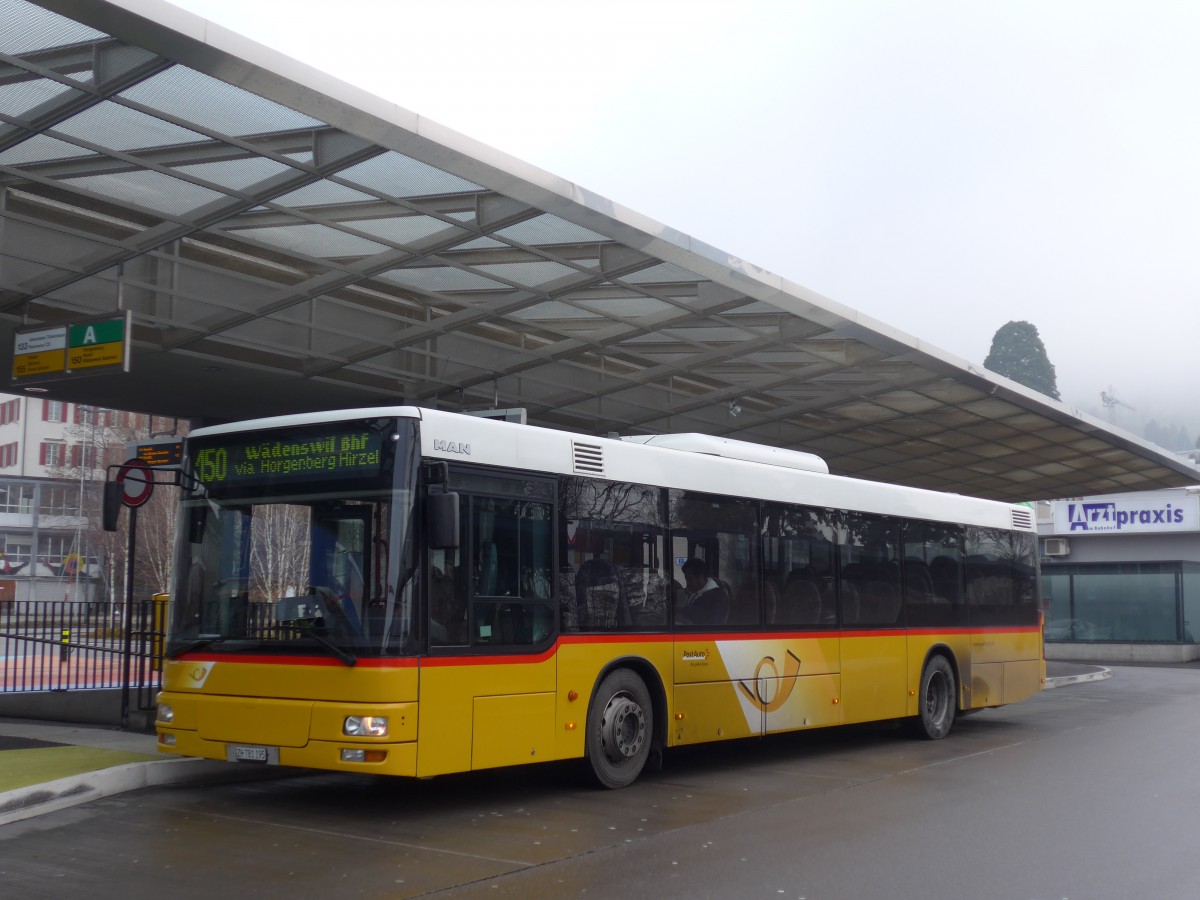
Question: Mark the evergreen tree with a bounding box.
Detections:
[983,321,1061,400]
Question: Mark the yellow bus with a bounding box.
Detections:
[154,407,1043,788]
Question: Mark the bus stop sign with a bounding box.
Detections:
[116,458,153,508]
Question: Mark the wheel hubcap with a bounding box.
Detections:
[600,692,645,763]
[925,672,947,724]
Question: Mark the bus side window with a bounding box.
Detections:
[558,477,665,633]
[430,543,467,646]
[468,494,554,647]
[669,490,758,628]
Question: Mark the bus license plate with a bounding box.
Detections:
[228,744,278,764]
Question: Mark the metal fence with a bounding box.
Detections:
[0,598,164,708]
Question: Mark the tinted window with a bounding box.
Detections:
[965,527,1038,626]
[840,512,901,626]
[669,490,759,628]
[763,504,836,627]
[558,477,667,632]
[903,521,967,628]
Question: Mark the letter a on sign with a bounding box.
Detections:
[83,326,97,344]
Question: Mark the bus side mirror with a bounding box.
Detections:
[427,492,459,550]
[102,481,122,531]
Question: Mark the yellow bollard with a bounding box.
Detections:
[151,592,170,662]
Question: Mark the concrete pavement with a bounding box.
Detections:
[0,662,1113,826]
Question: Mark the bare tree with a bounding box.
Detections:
[55,408,186,604]
[249,503,310,604]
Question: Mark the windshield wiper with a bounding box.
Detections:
[300,628,357,667]
[166,635,227,658]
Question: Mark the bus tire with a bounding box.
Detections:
[915,655,956,740]
[586,668,653,789]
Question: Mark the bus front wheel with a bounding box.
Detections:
[915,655,956,740]
[587,668,653,789]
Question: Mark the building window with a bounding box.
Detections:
[0,484,35,514]
[38,535,77,570]
[40,485,81,517]
[0,443,16,468]
[2,536,31,570]
[40,441,65,467]
[43,400,66,423]
[0,399,20,426]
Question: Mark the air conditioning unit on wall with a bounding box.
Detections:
[1043,537,1070,557]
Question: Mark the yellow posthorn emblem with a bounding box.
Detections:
[737,650,801,712]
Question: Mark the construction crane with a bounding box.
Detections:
[1100,385,1135,423]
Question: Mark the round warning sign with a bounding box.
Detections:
[116,458,154,508]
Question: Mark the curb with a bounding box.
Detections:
[0,757,232,827]
[1045,666,1113,689]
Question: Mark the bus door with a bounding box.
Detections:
[838,513,908,723]
[669,491,764,745]
[757,505,842,736]
[419,471,557,777]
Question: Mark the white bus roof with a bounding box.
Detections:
[189,406,1031,532]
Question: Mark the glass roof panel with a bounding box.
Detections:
[665,325,755,343]
[349,216,465,246]
[508,301,599,320]
[233,222,390,259]
[453,236,505,250]
[66,168,226,216]
[378,266,507,293]
[173,156,298,192]
[619,262,704,284]
[494,214,609,245]
[0,0,107,55]
[574,296,674,317]
[0,75,82,121]
[0,133,95,165]
[52,100,210,151]
[120,66,326,136]
[337,151,483,198]
[474,261,576,288]
[271,180,376,207]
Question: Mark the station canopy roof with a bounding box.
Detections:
[2,0,1196,502]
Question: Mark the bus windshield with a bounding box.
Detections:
[168,417,420,660]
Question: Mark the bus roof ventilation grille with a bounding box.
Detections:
[572,442,604,476]
[1011,507,1034,530]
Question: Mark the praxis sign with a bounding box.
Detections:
[1051,496,1200,535]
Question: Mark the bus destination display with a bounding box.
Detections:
[191,424,388,488]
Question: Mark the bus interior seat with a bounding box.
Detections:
[929,556,962,602]
[839,582,861,624]
[781,579,822,625]
[863,581,900,624]
[730,583,760,625]
[903,559,935,596]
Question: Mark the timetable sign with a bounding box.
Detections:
[9,313,130,385]
[12,326,67,379]
[68,315,128,372]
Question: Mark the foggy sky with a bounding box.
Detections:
[171,0,1200,442]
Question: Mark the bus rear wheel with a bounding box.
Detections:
[587,668,653,789]
[915,655,956,740]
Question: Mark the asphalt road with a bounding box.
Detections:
[3,666,1200,899]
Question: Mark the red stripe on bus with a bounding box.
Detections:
[172,652,417,668]
[176,624,1042,668]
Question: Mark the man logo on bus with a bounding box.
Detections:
[433,439,471,455]
[737,650,802,713]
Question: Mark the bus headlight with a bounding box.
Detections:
[343,715,388,737]
[157,704,174,724]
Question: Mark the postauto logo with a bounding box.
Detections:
[1066,501,1185,533]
